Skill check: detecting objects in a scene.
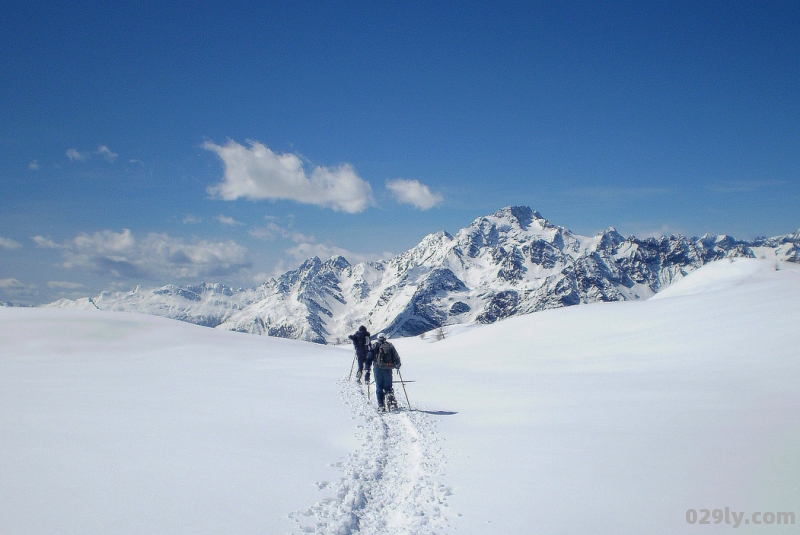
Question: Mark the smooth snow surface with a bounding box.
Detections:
[651,257,798,299]
[2,258,799,534]
[0,310,356,534]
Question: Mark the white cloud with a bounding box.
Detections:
[216,214,244,227]
[0,278,27,289]
[285,241,393,264]
[0,237,22,250]
[44,229,250,280]
[96,145,118,162]
[249,225,280,241]
[286,242,370,263]
[248,217,392,265]
[706,179,787,193]
[386,179,444,210]
[568,186,672,198]
[47,281,86,290]
[28,160,40,170]
[32,236,62,249]
[249,271,273,284]
[204,140,374,213]
[249,221,312,243]
[182,215,202,224]
[0,278,37,300]
[66,148,90,162]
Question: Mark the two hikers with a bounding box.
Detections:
[349,328,402,412]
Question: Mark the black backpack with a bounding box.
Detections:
[351,330,369,350]
[375,341,396,367]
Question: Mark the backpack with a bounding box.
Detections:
[350,330,369,351]
[375,341,396,368]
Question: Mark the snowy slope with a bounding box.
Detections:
[396,258,800,534]
[4,258,799,534]
[0,308,357,534]
[46,282,262,327]
[47,207,800,344]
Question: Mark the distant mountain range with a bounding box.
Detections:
[47,206,799,343]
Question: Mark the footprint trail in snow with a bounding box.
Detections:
[290,378,453,534]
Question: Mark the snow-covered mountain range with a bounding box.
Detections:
[48,206,800,343]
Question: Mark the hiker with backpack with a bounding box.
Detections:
[348,325,371,383]
[371,333,401,411]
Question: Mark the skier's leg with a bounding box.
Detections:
[355,352,365,382]
[374,368,388,409]
[385,370,398,410]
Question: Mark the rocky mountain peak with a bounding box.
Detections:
[324,255,351,272]
[47,206,800,344]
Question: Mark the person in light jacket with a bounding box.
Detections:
[371,333,401,411]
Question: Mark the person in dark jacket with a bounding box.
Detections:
[371,333,401,411]
[348,325,371,383]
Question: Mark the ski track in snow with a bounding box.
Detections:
[290,378,453,534]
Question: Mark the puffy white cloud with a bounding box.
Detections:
[28,160,40,170]
[216,214,244,227]
[204,140,374,213]
[43,229,250,280]
[66,148,90,162]
[386,179,444,210]
[96,145,118,162]
[0,237,22,250]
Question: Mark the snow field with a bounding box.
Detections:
[291,378,452,534]
[0,308,358,534]
[393,259,800,534]
[2,258,799,534]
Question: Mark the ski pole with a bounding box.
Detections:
[397,368,411,410]
[348,351,357,380]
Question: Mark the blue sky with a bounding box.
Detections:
[1,1,798,304]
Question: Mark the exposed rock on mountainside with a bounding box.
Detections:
[47,206,799,343]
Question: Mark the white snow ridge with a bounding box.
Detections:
[291,379,452,535]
